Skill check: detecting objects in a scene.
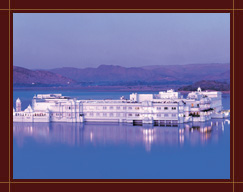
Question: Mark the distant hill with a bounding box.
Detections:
[178,80,230,91]
[49,65,177,83]
[49,63,230,84]
[13,63,230,88]
[13,66,76,87]
[142,63,230,82]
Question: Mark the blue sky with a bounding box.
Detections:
[13,13,230,69]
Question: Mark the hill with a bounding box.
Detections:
[13,63,230,88]
[177,80,230,91]
[49,63,230,84]
[13,66,76,87]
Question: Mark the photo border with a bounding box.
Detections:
[0,0,242,191]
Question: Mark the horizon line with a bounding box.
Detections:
[14,62,230,70]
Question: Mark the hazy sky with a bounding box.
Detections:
[13,13,230,69]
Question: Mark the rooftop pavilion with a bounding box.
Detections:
[158,89,182,99]
[35,94,70,99]
[130,89,182,102]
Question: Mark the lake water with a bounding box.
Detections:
[13,90,230,179]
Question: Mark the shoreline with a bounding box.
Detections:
[13,86,230,93]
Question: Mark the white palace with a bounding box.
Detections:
[13,88,230,125]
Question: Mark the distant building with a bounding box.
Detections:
[13,88,229,125]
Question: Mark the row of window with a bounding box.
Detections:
[84,113,177,118]
[15,113,46,117]
[83,106,177,111]
[84,112,126,117]
[15,112,177,118]
[156,107,177,110]
[47,105,178,111]
[52,113,72,117]
[157,114,177,117]
[83,106,139,110]
[62,106,178,111]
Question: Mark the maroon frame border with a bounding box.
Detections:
[1,0,243,191]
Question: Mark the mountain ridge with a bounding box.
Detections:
[13,63,230,88]
[49,63,230,83]
[13,66,77,86]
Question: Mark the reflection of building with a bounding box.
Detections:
[13,119,229,151]
[13,88,229,124]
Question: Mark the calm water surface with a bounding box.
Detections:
[13,90,230,179]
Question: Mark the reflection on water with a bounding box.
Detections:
[13,119,230,152]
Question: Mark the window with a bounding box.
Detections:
[157,107,161,110]
[157,114,161,117]
[164,107,168,110]
[128,113,132,116]
[172,114,177,117]
[117,106,120,110]
[96,113,100,116]
[103,106,107,110]
[110,113,113,117]
[103,113,107,117]
[135,107,140,110]
[116,113,120,117]
[172,107,176,110]
[123,107,126,110]
[164,114,169,117]
[110,106,113,110]
[128,107,132,110]
[135,114,140,116]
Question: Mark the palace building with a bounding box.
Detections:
[13,88,229,125]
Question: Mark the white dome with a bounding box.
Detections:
[16,98,21,103]
[24,105,33,112]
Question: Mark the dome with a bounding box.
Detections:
[24,105,33,112]
[16,98,21,103]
